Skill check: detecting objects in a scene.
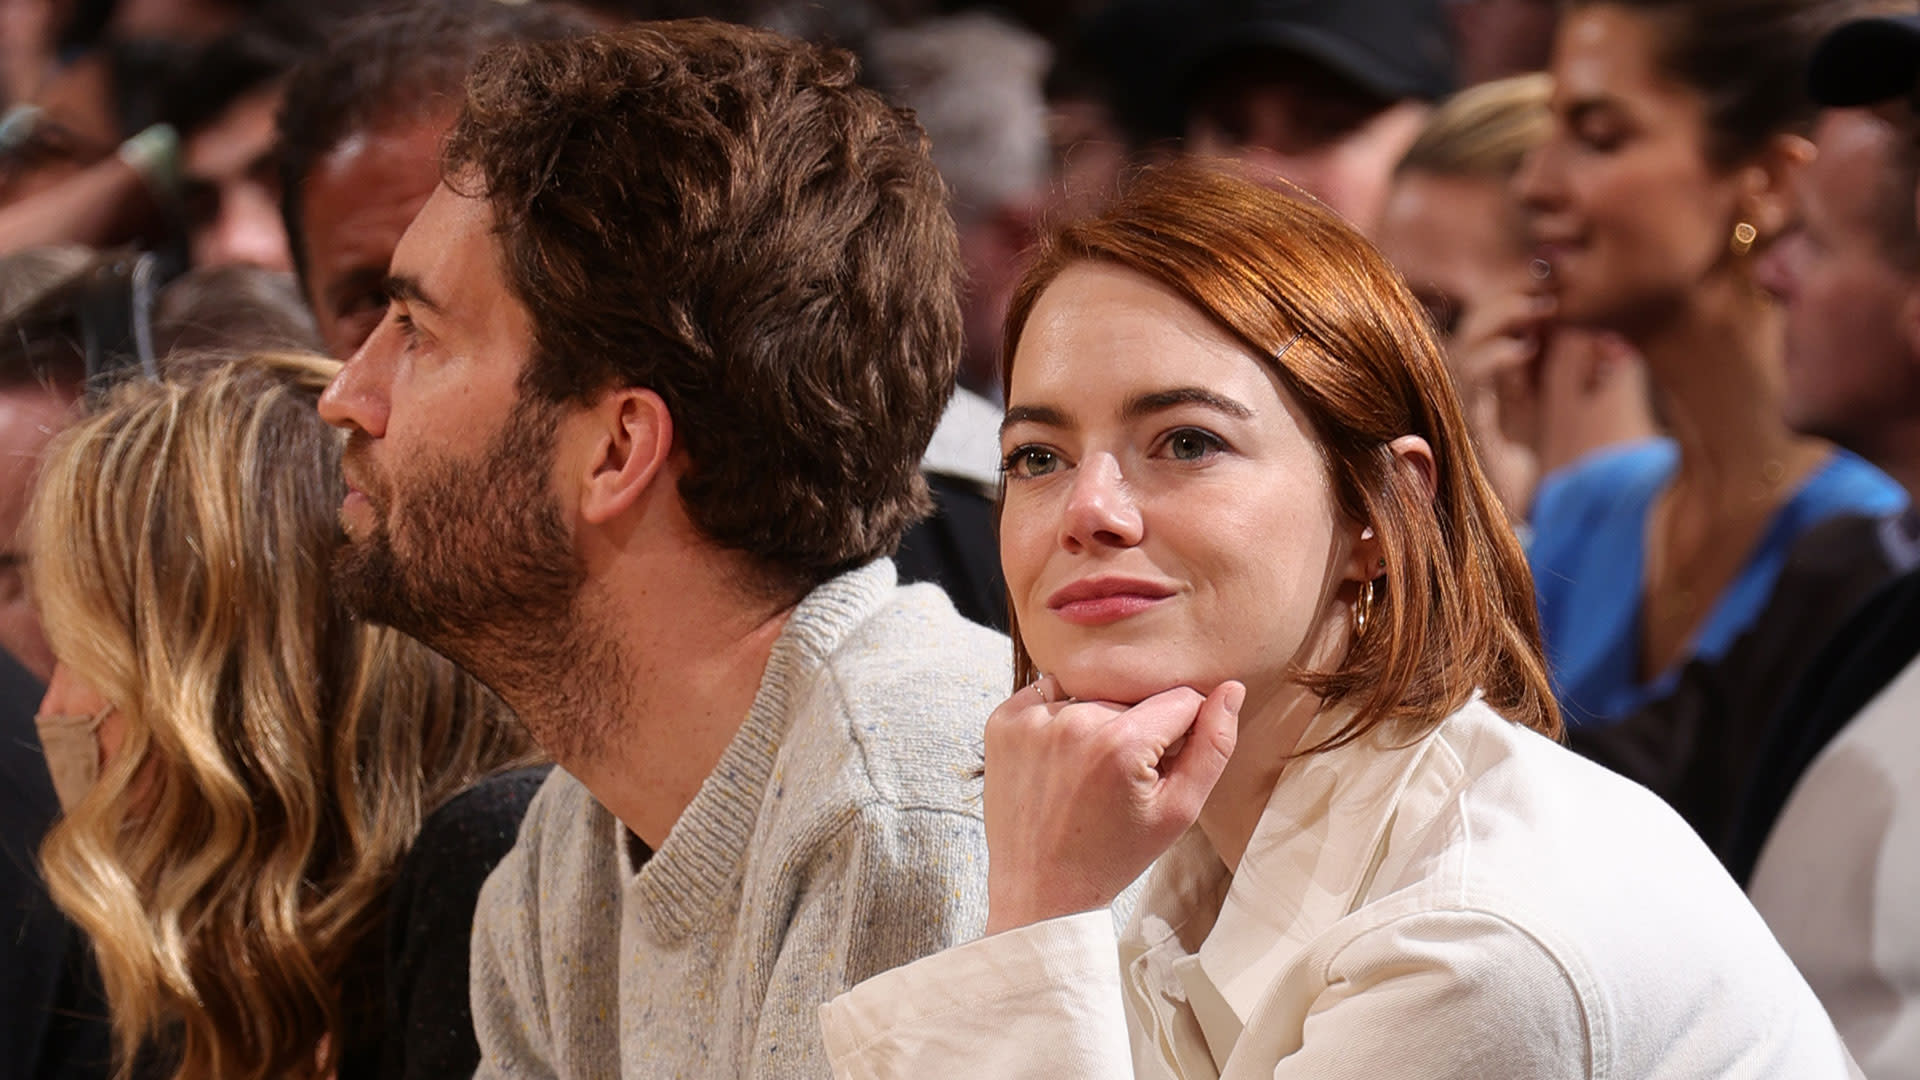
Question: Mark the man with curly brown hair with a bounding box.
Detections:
[317,19,1008,1079]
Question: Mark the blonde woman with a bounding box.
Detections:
[1377,74,1657,524]
[30,352,543,1080]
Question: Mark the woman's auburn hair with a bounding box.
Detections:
[31,352,537,1080]
[999,161,1561,749]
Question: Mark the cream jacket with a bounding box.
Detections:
[821,698,1863,1079]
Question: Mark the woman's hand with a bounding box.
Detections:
[982,676,1243,935]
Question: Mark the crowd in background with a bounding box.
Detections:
[3,0,1919,1077]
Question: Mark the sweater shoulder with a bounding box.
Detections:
[778,583,1009,817]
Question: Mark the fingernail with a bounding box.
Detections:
[1225,682,1246,715]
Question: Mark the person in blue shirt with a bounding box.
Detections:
[1515,0,1906,726]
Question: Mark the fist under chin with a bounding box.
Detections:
[1049,658,1217,708]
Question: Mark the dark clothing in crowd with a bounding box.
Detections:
[895,474,1005,632]
[1574,513,1906,860]
[124,766,552,1080]
[337,764,553,1080]
[0,646,111,1080]
[1724,558,1920,886]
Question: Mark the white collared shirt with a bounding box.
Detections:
[822,697,1863,1079]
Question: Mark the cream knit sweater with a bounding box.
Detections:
[470,561,1008,1078]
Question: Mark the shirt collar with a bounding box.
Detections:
[1180,701,1460,1042]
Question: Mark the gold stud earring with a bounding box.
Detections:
[1730,221,1758,257]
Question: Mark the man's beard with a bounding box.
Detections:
[331,396,619,761]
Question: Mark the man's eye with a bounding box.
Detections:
[0,561,25,605]
[343,290,386,318]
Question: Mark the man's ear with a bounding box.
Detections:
[578,388,674,526]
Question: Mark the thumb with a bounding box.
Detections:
[1157,681,1243,810]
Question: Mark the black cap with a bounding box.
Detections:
[1809,15,1920,107]
[1173,0,1456,106]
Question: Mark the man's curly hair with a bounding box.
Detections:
[444,21,963,595]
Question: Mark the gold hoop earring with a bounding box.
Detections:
[1351,578,1377,640]
[1730,221,1758,257]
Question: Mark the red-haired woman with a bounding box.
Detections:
[817,163,1858,1077]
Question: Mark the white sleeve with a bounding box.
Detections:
[820,910,1135,1080]
[1261,909,1591,1080]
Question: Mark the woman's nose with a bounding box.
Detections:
[1059,453,1143,551]
[1514,137,1564,215]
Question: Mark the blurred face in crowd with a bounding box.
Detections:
[1445,0,1558,86]
[111,0,244,38]
[299,112,454,358]
[1516,5,1745,334]
[1380,171,1528,346]
[1045,95,1131,224]
[1187,61,1430,235]
[34,659,128,797]
[1757,108,1920,457]
[1378,170,1542,509]
[0,384,71,681]
[182,85,293,272]
[318,183,581,666]
[997,261,1354,708]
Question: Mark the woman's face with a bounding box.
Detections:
[999,261,1356,708]
[1379,172,1532,349]
[1518,4,1742,330]
[35,660,127,809]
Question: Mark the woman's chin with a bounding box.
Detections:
[1047,658,1213,707]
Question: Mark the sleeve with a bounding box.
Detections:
[1263,909,1592,1080]
[468,778,563,1080]
[820,910,1132,1080]
[379,768,549,1080]
[746,803,993,1078]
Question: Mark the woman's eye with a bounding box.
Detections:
[1573,121,1625,153]
[1164,428,1223,462]
[1000,445,1060,479]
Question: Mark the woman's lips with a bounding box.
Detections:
[1047,577,1176,626]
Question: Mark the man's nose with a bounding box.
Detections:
[318,316,398,438]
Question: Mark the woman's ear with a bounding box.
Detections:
[1741,133,1816,243]
[1389,434,1437,500]
[1345,435,1436,583]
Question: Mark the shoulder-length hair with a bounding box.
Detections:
[31,352,536,1080]
[1000,162,1559,749]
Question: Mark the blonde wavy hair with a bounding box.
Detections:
[1394,73,1553,181]
[31,352,536,1080]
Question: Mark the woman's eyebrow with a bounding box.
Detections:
[1123,387,1253,421]
[1000,403,1070,435]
